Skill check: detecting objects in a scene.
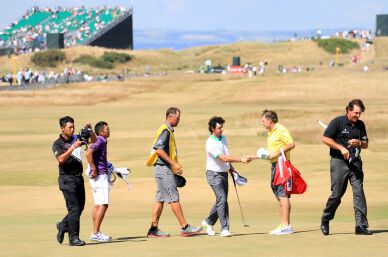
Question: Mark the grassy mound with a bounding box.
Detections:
[316,38,359,54]
[31,49,66,67]
[74,51,132,69]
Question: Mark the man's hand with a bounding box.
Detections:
[71,140,82,150]
[172,162,183,175]
[90,169,98,179]
[340,146,350,160]
[244,155,259,162]
[348,139,361,148]
[84,123,97,143]
[241,156,253,163]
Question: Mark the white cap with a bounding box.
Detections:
[256,148,269,160]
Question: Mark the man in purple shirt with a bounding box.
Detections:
[86,121,112,242]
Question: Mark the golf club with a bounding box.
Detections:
[317,119,328,129]
[229,171,249,227]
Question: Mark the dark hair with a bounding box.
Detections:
[166,107,181,119]
[261,109,278,123]
[208,116,225,133]
[346,99,365,113]
[59,116,74,127]
[94,121,108,135]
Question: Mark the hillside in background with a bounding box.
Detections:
[1,37,384,75]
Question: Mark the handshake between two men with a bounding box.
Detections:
[240,147,271,164]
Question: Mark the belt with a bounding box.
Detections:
[60,173,83,177]
[154,163,170,167]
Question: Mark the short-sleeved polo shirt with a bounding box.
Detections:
[206,135,230,172]
[267,123,294,163]
[90,135,108,175]
[324,115,368,160]
[52,134,83,175]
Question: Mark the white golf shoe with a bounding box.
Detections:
[220,230,231,237]
[269,224,283,235]
[201,220,215,236]
[89,231,112,242]
[269,224,294,235]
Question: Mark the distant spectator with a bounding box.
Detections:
[25,68,31,85]
[17,70,22,85]
[252,66,257,76]
[64,67,70,83]
[259,62,265,76]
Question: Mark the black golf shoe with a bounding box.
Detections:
[355,226,372,235]
[69,237,86,246]
[56,222,65,244]
[320,222,329,236]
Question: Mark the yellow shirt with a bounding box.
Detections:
[267,123,293,163]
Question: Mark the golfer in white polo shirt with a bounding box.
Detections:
[201,116,249,237]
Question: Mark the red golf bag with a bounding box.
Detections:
[273,148,307,194]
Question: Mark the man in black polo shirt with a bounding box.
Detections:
[52,116,96,246]
[320,99,372,236]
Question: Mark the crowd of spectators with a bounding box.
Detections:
[332,29,373,41]
[0,67,87,87]
[0,66,168,89]
[0,6,129,54]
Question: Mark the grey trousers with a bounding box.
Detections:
[322,158,369,227]
[205,170,229,231]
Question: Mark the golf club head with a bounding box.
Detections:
[232,171,248,186]
[244,224,250,227]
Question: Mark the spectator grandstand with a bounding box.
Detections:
[0,5,133,54]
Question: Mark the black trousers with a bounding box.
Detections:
[322,158,368,227]
[58,175,86,239]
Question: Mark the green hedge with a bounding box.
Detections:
[316,38,360,54]
[101,52,132,63]
[75,54,113,69]
[31,49,66,67]
[75,52,131,69]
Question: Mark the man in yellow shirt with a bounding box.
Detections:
[261,109,295,235]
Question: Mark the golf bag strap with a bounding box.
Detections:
[280,147,287,161]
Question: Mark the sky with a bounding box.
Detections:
[0,0,387,31]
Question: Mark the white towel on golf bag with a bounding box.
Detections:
[107,162,130,179]
[71,146,82,162]
[70,135,82,162]
[85,162,130,179]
